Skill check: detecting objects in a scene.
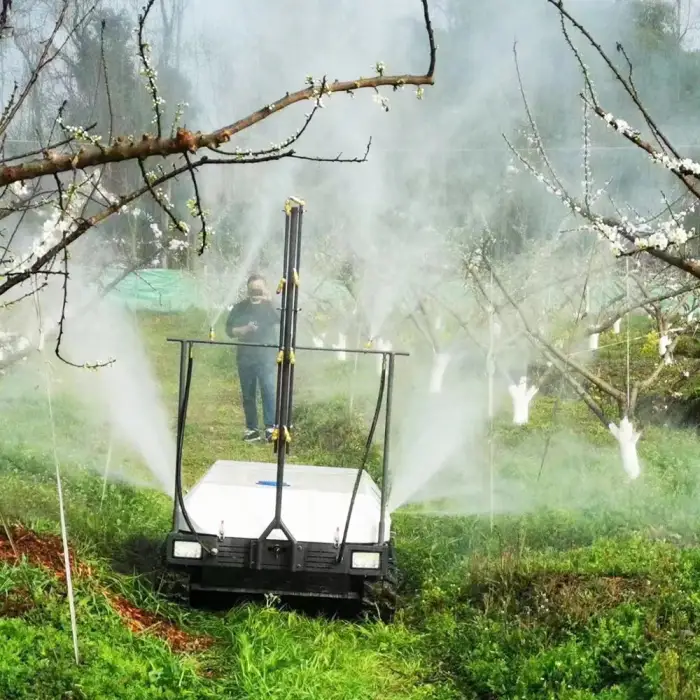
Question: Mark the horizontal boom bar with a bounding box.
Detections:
[166,337,410,357]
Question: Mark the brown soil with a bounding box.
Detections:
[101,589,212,653]
[0,524,212,653]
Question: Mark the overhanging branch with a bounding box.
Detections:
[0,0,436,188]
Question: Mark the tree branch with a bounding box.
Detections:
[628,336,680,416]
[588,281,700,334]
[478,258,625,403]
[546,0,679,157]
[0,0,436,188]
[0,0,11,34]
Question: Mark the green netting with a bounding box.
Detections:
[105,268,204,312]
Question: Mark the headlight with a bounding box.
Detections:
[173,540,202,559]
[351,551,381,570]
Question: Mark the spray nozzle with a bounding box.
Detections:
[208,326,215,341]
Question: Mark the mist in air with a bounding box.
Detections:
[0,0,692,515]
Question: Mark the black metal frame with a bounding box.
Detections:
[164,198,408,596]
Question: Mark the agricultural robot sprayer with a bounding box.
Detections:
[164,198,407,618]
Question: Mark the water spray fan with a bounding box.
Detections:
[429,352,450,394]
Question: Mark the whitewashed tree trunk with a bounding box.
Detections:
[588,333,599,351]
[608,417,641,480]
[612,319,621,334]
[508,377,538,425]
[658,334,674,366]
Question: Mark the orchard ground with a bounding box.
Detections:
[1,311,700,698]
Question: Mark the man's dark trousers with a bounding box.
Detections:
[237,355,276,431]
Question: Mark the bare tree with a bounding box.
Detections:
[456,1,700,450]
[508,1,700,283]
[0,0,437,367]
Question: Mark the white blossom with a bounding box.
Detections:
[9,181,29,198]
[373,93,390,111]
[652,151,700,177]
[168,238,189,251]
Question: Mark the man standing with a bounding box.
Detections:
[225,274,279,442]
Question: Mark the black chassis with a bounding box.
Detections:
[165,530,394,599]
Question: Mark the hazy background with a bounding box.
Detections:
[1,0,699,517]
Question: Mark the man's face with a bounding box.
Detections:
[248,279,266,304]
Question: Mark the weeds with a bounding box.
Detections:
[2,311,700,697]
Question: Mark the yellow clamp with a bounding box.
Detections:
[276,350,284,364]
[276,278,286,294]
[289,350,295,364]
[271,427,279,442]
[283,426,291,443]
[284,197,305,215]
[292,269,300,287]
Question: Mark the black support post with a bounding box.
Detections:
[273,211,292,450]
[285,204,303,447]
[171,340,188,529]
[377,352,395,545]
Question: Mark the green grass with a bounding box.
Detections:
[2,310,700,698]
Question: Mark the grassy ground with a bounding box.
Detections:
[1,311,700,698]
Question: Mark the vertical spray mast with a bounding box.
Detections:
[254,198,304,562]
[272,198,304,462]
